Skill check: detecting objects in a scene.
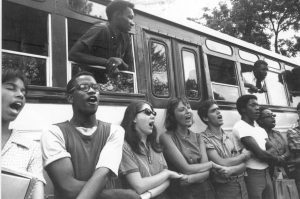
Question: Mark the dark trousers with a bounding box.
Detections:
[245,168,274,199]
[99,189,140,199]
[214,176,248,199]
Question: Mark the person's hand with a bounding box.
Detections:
[215,166,233,178]
[248,84,259,93]
[258,87,267,93]
[179,174,189,186]
[165,170,183,179]
[106,57,124,74]
[241,149,252,160]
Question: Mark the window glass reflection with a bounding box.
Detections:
[265,58,280,70]
[239,50,258,62]
[2,1,48,56]
[2,52,47,86]
[281,66,300,107]
[182,50,199,99]
[150,42,169,97]
[265,72,288,106]
[69,0,107,19]
[207,55,239,101]
[206,40,232,55]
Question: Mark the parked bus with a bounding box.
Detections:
[2,0,300,197]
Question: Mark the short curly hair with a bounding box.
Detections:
[106,0,134,21]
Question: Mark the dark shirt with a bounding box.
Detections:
[80,22,133,69]
[55,120,110,199]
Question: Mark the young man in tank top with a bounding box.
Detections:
[41,72,139,199]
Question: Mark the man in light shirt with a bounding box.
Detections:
[233,95,280,199]
[41,71,139,199]
[242,60,268,94]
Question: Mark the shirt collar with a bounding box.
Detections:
[9,129,32,149]
[204,128,228,141]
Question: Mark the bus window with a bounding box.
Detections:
[150,41,170,97]
[206,40,232,56]
[265,58,281,70]
[207,55,239,102]
[265,71,288,106]
[239,50,258,63]
[67,18,136,93]
[2,1,48,86]
[182,50,199,99]
[282,65,300,107]
[69,0,107,20]
[241,63,268,104]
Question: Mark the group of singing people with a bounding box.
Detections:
[2,0,300,199]
[2,65,300,199]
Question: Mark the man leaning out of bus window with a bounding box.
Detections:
[242,60,268,94]
[232,95,284,199]
[41,71,139,199]
[199,99,251,199]
[69,0,135,83]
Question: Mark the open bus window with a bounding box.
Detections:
[68,18,136,93]
[182,50,199,99]
[69,0,107,20]
[241,63,268,104]
[265,71,288,106]
[72,63,134,93]
[207,55,239,102]
[150,41,170,97]
[281,66,300,107]
[2,1,48,86]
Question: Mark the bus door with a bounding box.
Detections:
[172,40,202,107]
[143,31,176,108]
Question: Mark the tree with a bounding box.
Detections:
[197,0,300,56]
[261,0,300,53]
[198,1,271,49]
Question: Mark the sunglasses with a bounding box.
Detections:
[137,108,157,116]
[70,83,101,93]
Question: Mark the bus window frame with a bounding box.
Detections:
[179,45,202,101]
[143,30,176,108]
[204,53,241,104]
[264,68,289,107]
[2,9,52,87]
[264,57,281,70]
[205,39,233,56]
[65,17,138,94]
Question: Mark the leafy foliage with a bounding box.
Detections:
[196,0,300,56]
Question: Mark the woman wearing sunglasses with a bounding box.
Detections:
[256,107,290,177]
[120,100,183,199]
[160,97,217,199]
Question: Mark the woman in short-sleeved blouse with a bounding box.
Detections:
[120,101,182,199]
[256,107,290,177]
[160,97,216,199]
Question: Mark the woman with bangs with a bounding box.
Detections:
[120,100,183,199]
[160,97,217,199]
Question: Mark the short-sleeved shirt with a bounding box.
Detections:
[232,120,269,170]
[120,141,167,178]
[41,122,124,176]
[202,128,238,159]
[202,128,242,183]
[287,126,300,152]
[266,130,287,156]
[2,130,45,183]
[168,130,203,166]
[79,22,133,69]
